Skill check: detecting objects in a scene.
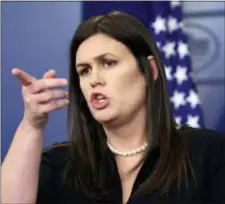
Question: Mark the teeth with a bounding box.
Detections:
[98,99,105,103]
[96,95,105,100]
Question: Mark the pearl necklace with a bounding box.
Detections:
[107,140,148,157]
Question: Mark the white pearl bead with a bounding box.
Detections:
[107,141,148,157]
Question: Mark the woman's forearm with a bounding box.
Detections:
[1,120,44,203]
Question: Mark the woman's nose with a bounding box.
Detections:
[89,70,105,87]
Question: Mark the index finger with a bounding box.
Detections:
[12,68,37,86]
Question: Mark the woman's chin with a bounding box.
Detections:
[92,110,117,124]
[93,115,114,124]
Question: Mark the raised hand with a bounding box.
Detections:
[12,68,69,130]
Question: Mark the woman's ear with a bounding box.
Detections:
[147,55,158,81]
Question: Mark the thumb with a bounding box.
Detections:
[43,69,56,79]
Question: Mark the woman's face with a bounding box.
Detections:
[76,33,147,125]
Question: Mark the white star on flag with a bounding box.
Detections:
[186,115,200,128]
[174,65,188,85]
[167,16,179,33]
[162,41,176,59]
[151,16,166,34]
[178,41,189,59]
[186,89,201,109]
[165,65,173,81]
[170,90,186,109]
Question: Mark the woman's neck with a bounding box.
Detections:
[103,107,148,152]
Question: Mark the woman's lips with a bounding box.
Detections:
[90,92,109,110]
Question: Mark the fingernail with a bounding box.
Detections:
[11,68,18,75]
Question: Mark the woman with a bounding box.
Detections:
[2,11,225,204]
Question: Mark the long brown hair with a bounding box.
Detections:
[63,11,195,201]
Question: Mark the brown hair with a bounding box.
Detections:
[63,11,196,201]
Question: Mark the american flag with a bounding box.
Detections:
[83,1,205,128]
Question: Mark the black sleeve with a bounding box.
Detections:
[208,132,225,203]
[36,149,58,204]
[36,143,69,203]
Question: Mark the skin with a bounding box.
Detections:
[76,34,147,126]
[76,33,158,203]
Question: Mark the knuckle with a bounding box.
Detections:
[31,84,38,93]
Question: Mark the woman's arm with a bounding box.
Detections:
[1,121,44,203]
[1,68,68,203]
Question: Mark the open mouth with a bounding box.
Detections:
[96,94,106,103]
[90,93,109,109]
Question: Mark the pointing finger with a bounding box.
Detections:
[12,68,37,86]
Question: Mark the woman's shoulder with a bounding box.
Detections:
[179,127,225,202]
[41,141,71,166]
[179,126,225,147]
[179,126,225,160]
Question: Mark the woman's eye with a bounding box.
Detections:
[103,59,118,67]
[80,68,90,76]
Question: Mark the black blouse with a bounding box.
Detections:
[37,127,225,203]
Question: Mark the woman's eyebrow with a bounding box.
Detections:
[76,53,118,69]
